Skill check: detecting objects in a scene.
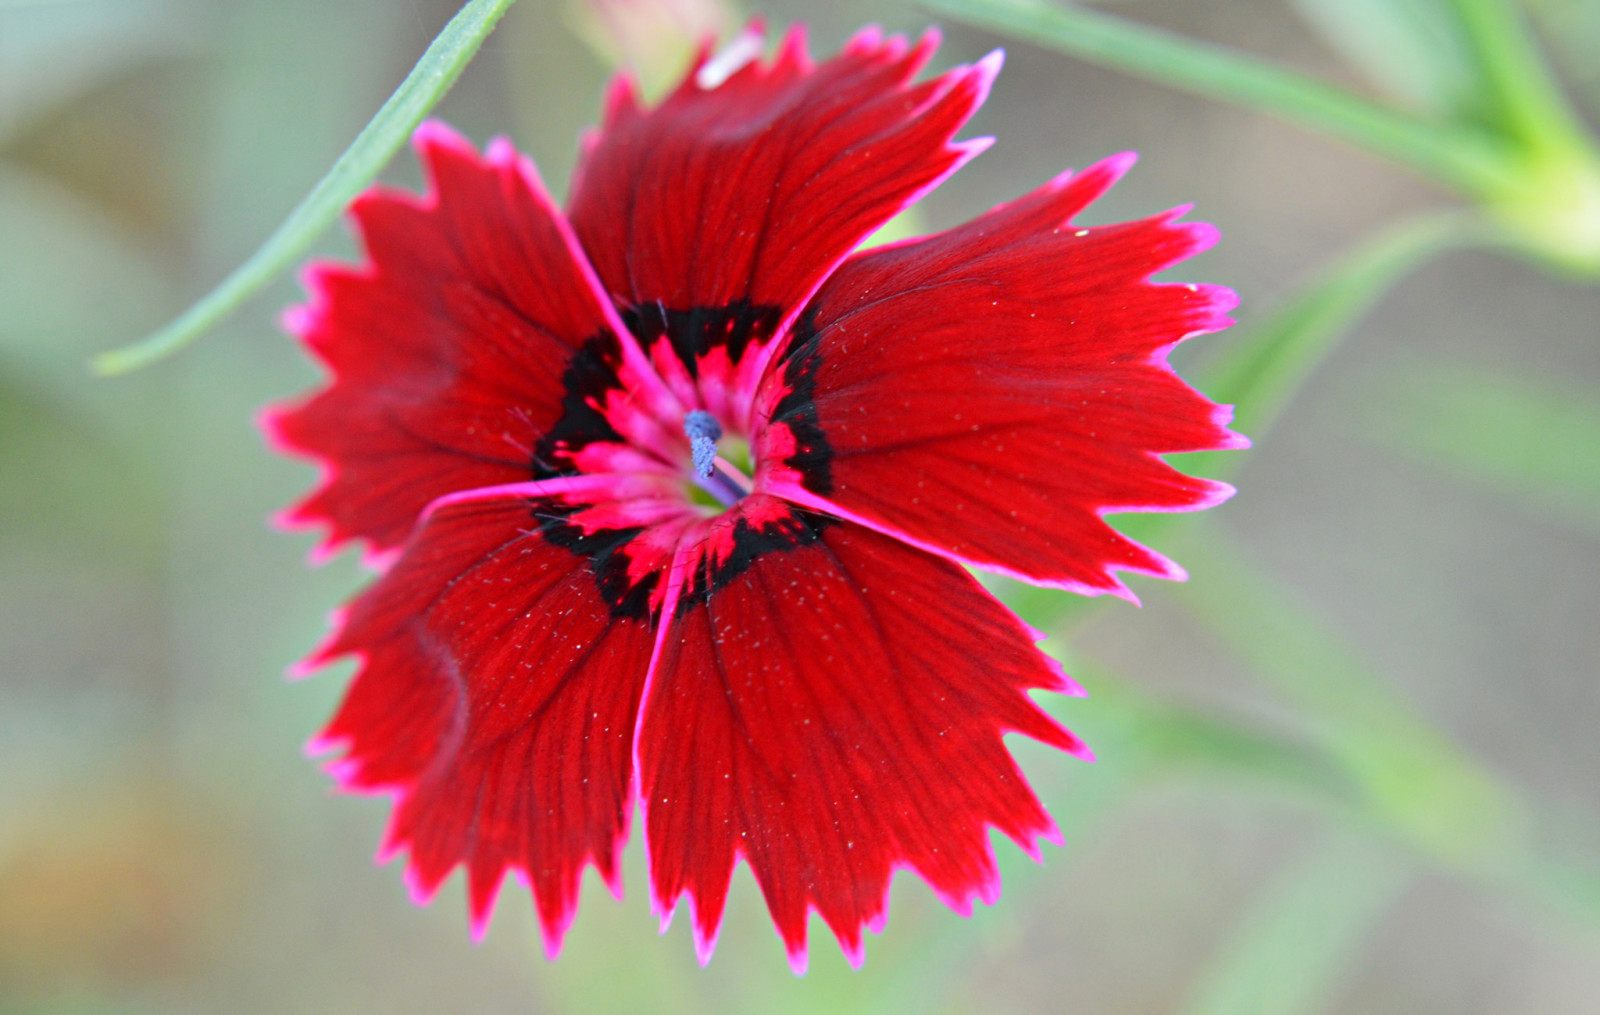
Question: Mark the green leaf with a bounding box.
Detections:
[1517,848,1600,931]
[1168,528,1522,871]
[858,205,928,251]
[1168,530,1600,936]
[1444,0,1594,152]
[1068,672,1350,803]
[1181,832,1411,1015]
[1355,362,1600,535]
[1289,0,1486,120]
[90,0,522,375]
[1186,211,1490,473]
[1437,0,1600,273]
[919,0,1513,193]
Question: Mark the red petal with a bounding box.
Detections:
[566,27,998,420]
[759,155,1246,597]
[263,122,636,562]
[305,496,657,953]
[637,518,1082,971]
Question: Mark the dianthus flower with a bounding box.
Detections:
[263,25,1244,972]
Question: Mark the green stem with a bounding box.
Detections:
[920,0,1515,194]
[92,0,522,375]
[1445,0,1593,151]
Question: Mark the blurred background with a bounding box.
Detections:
[3,0,1599,1012]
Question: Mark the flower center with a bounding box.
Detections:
[683,410,752,509]
[683,410,722,478]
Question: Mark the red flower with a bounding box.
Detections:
[263,26,1244,971]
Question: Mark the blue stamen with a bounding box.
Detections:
[684,410,722,479]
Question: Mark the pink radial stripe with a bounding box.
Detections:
[761,479,1166,605]
[298,498,658,953]
[727,55,1006,433]
[471,128,688,463]
[418,472,682,522]
[754,154,1246,597]
[635,518,1084,969]
[265,121,686,561]
[567,25,1003,433]
[727,123,1000,437]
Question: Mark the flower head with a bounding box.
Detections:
[263,25,1244,972]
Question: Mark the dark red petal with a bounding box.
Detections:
[262,122,637,562]
[758,154,1246,597]
[567,26,997,421]
[637,519,1083,971]
[305,496,657,953]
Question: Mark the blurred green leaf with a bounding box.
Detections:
[1189,211,1489,465]
[1289,0,1486,119]
[1170,529,1523,871]
[860,205,928,251]
[1032,665,1347,802]
[1181,831,1410,1015]
[1170,532,1600,935]
[923,0,1600,273]
[1517,849,1600,930]
[1356,363,1600,535]
[91,0,523,375]
[919,0,1512,192]
[561,0,737,101]
[1136,698,1340,796]
[999,667,1352,847]
[1444,0,1593,151]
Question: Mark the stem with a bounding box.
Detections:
[920,0,1516,194]
[92,0,523,375]
[1445,0,1593,152]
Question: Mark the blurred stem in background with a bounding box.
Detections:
[922,0,1600,273]
[1357,362,1600,539]
[90,0,524,375]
